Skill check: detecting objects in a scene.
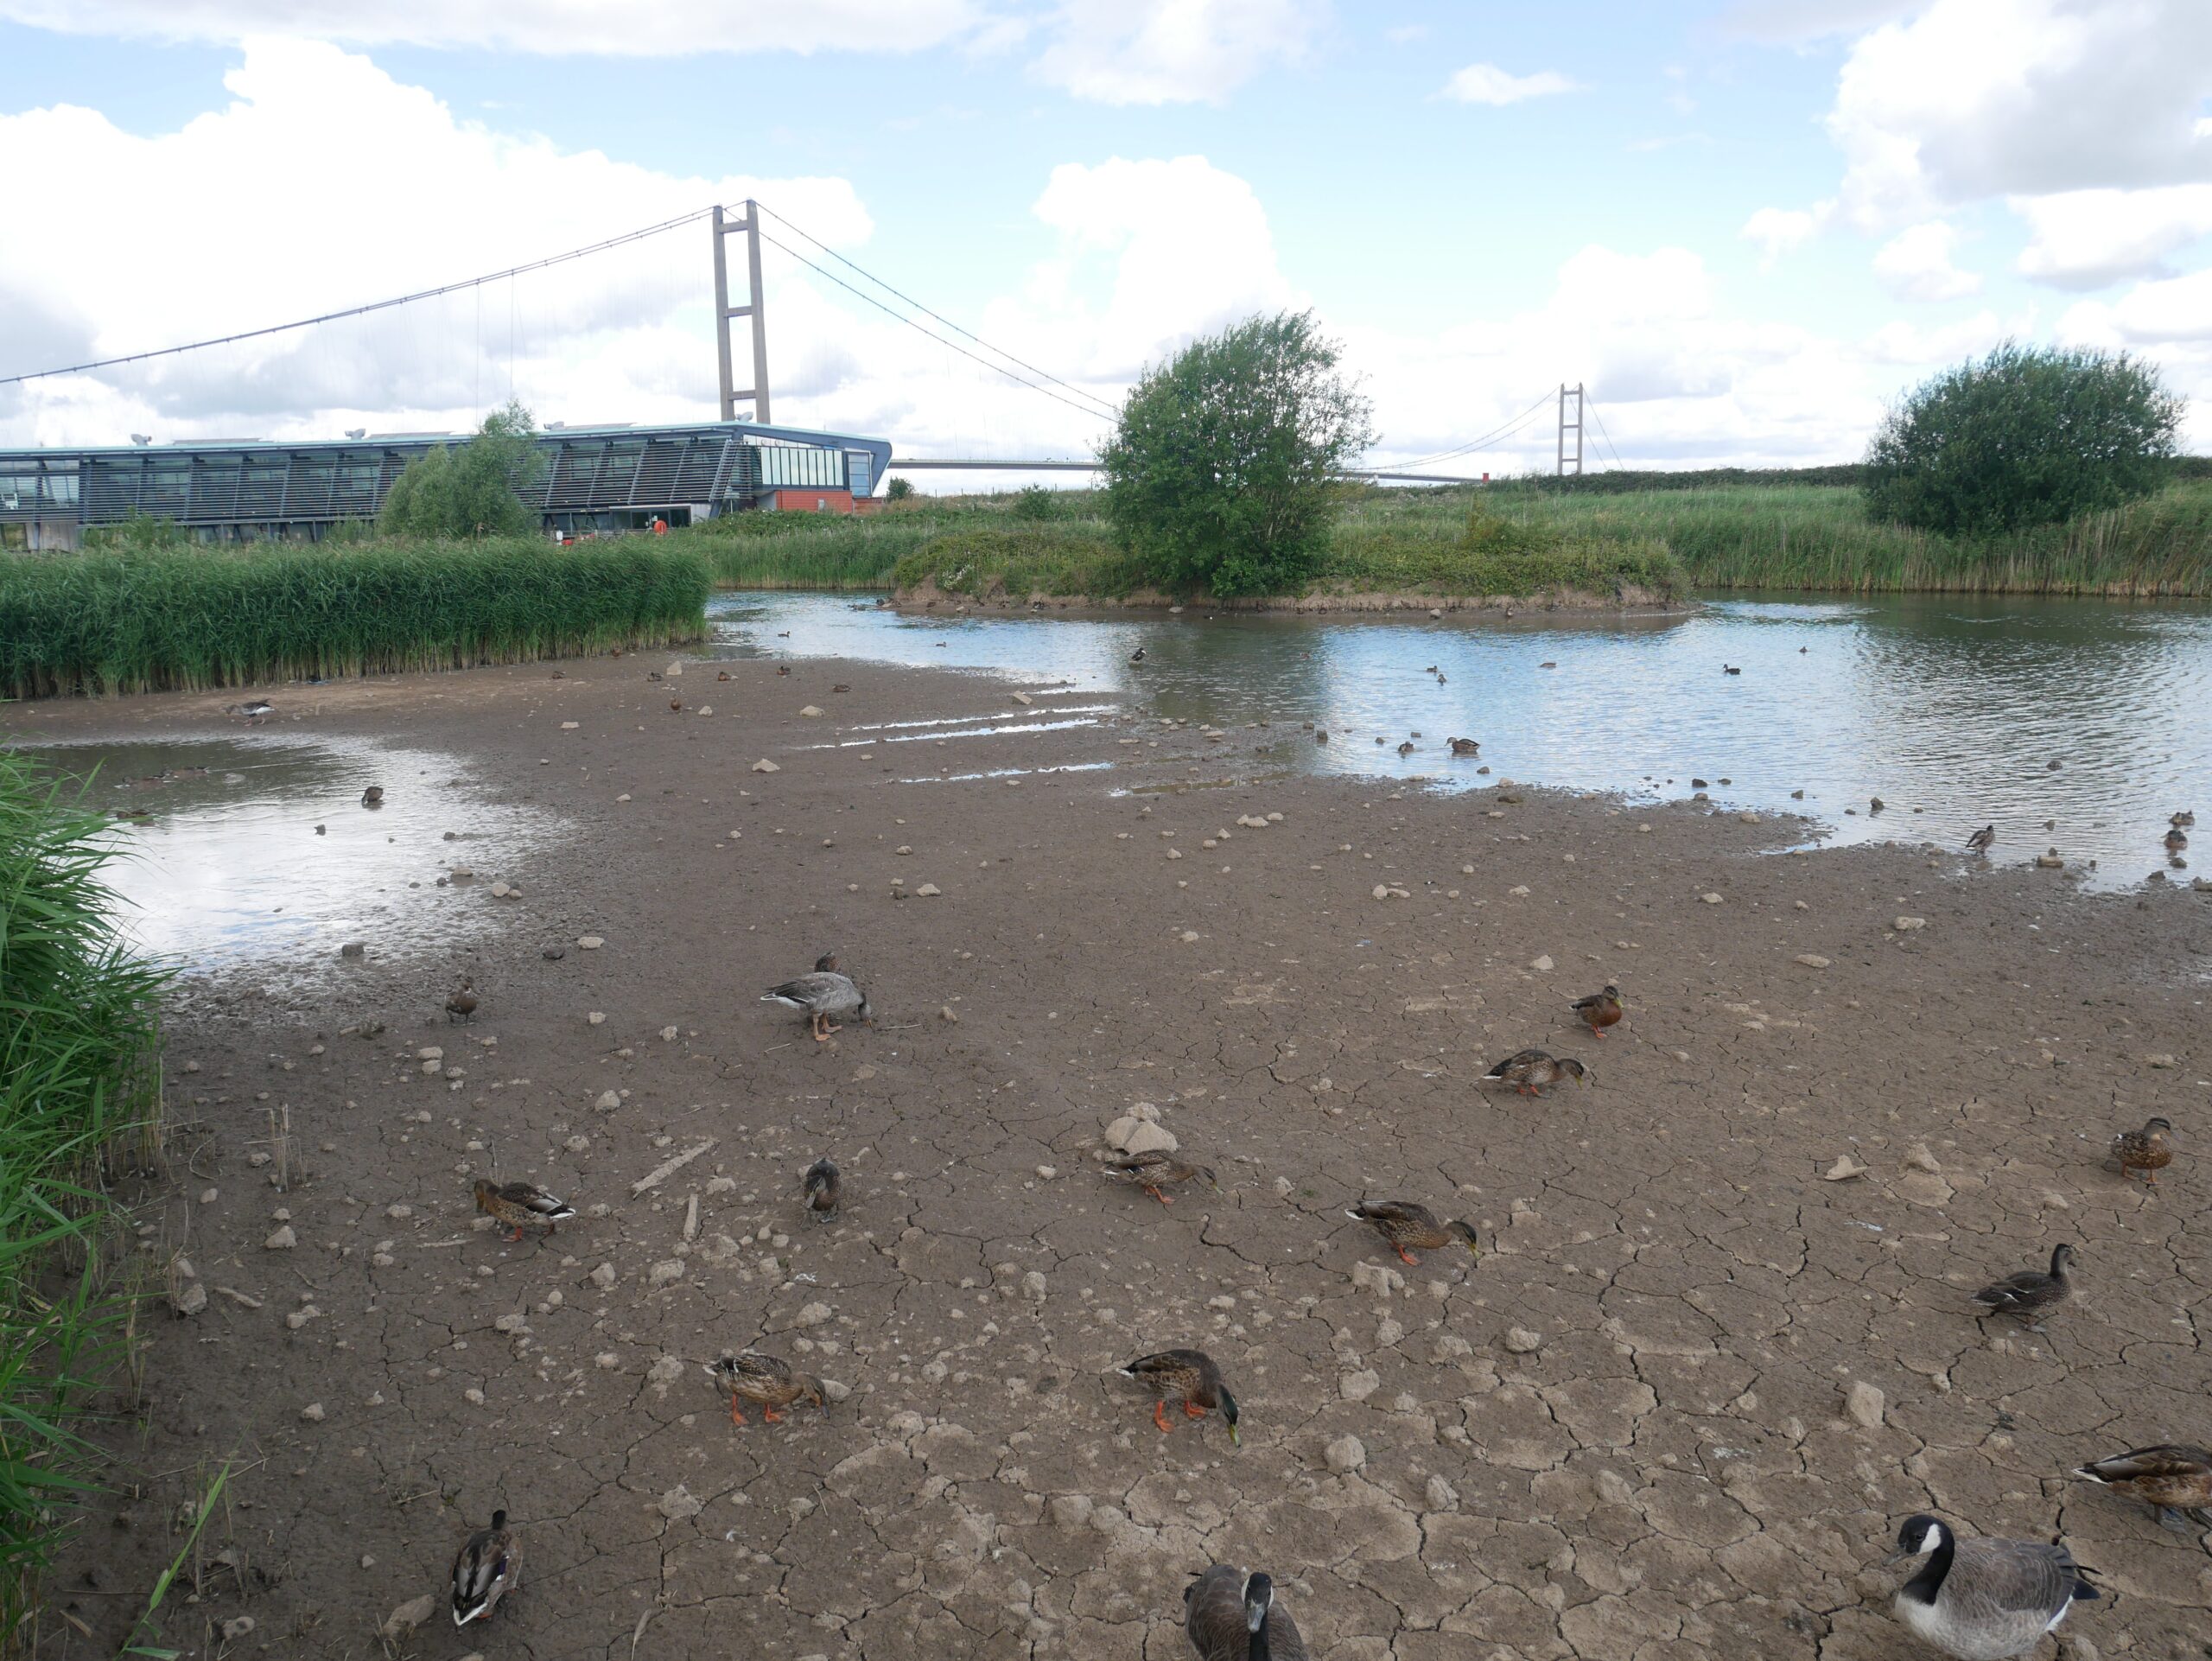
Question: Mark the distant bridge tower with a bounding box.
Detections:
[712,202,771,423]
[1556,382,1583,477]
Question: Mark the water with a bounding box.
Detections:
[710,590,2212,888]
[20,736,558,973]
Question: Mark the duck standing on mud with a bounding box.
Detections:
[762,953,870,1041]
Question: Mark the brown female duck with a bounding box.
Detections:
[1116,1349,1239,1442]
[1345,1200,1479,1267]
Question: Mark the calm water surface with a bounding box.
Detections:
[710,590,2211,888]
[24,735,557,972]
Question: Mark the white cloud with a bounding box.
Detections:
[2098,268,2212,345]
[1739,202,1833,265]
[0,39,875,445]
[1441,63,1578,106]
[1872,220,1982,302]
[1027,0,1323,105]
[2012,185,2212,288]
[1859,309,2008,365]
[1827,0,2212,230]
[1718,0,1917,42]
[0,0,987,54]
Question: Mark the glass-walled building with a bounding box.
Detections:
[0,418,892,550]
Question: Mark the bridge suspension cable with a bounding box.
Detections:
[0,207,715,386]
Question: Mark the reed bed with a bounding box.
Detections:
[0,537,710,698]
[679,510,944,589]
[1448,480,2212,595]
[0,754,168,1645]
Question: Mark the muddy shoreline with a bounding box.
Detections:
[10,647,2209,1660]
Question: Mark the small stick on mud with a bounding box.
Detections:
[631,1139,717,1197]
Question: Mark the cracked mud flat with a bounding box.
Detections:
[13,652,2210,1661]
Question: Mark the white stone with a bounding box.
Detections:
[799,705,824,717]
[752,759,780,773]
[1700,892,1725,905]
[1325,1435,1367,1473]
[1794,953,1831,968]
[658,1485,704,1522]
[1530,955,1554,972]
[1339,1369,1381,1401]
[1503,1327,1543,1354]
[299,1402,325,1422]
[1893,915,1926,931]
[1822,1156,1870,1181]
[1119,1121,1179,1155]
[594,1090,621,1112]
[795,1301,833,1327]
[1845,1380,1885,1429]
[264,1225,296,1250]
[648,1259,685,1286]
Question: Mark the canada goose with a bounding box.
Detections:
[761,960,869,1041]
[1887,1513,2098,1658]
[704,1351,824,1426]
[1103,1150,1218,1206]
[472,1179,575,1243]
[1966,824,1995,855]
[1970,1244,2075,1325]
[1571,984,1624,1038]
[1116,1349,1238,1442]
[1345,1201,1478,1267]
[2072,1444,2212,1531]
[445,982,478,1024]
[450,1509,520,1627]
[226,699,274,722]
[1723,665,1741,675]
[2109,1117,2175,1188]
[802,1156,841,1222]
[1184,1565,1307,1660]
[360,786,384,807]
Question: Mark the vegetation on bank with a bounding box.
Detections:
[1474,476,2212,595]
[1865,341,2183,536]
[0,532,709,698]
[0,754,169,1642]
[882,492,1683,604]
[378,399,548,541]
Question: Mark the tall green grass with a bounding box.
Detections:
[1459,479,2212,595]
[0,754,169,1645]
[677,509,943,589]
[0,537,711,698]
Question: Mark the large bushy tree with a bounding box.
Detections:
[378,399,548,539]
[1863,341,2182,536]
[1101,311,1374,596]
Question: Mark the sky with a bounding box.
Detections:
[2,0,2209,481]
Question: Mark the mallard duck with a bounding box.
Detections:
[2164,827,2188,854]
[1888,1514,2098,1658]
[360,786,384,807]
[1448,737,1480,757]
[1129,646,1146,663]
[1970,1244,2075,1323]
[1116,1349,1238,1442]
[669,697,683,712]
[1345,1200,1478,1266]
[226,699,273,722]
[2110,1117,2175,1187]
[717,669,732,681]
[1483,1049,1589,1096]
[2173,811,2196,828]
[1966,824,1995,855]
[472,1178,575,1242]
[1395,740,1414,756]
[1313,729,1327,745]
[761,959,869,1041]
[1571,984,1623,1038]
[1103,1150,1218,1206]
[802,1155,841,1221]
[2073,1444,2212,1530]
[1184,1566,1307,1660]
[444,981,478,1024]
[703,1351,823,1426]
[450,1508,519,1627]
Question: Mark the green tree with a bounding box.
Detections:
[885,475,916,501]
[378,399,548,539]
[1101,311,1374,596]
[1864,341,2183,535]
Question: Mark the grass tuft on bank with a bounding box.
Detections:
[0,754,168,1641]
[0,538,711,699]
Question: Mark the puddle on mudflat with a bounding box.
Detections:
[713,589,2212,890]
[18,735,560,975]
[896,761,1117,786]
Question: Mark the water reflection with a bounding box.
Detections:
[710,590,2212,888]
[14,736,556,972]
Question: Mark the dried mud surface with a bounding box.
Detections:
[11,649,2210,1661]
